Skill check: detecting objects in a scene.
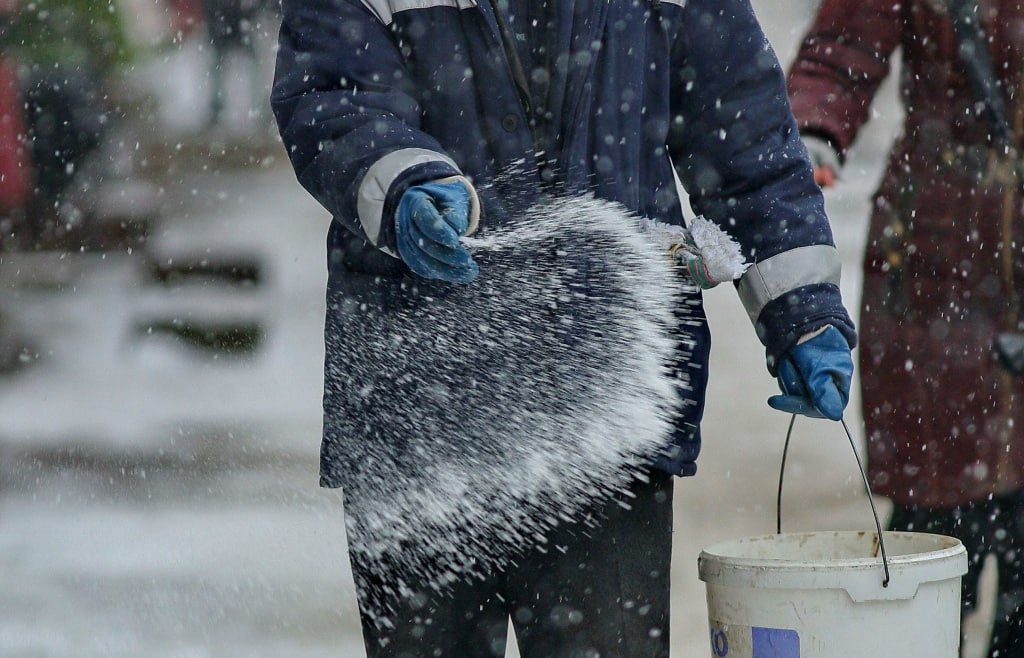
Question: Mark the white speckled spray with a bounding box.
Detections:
[324,194,745,626]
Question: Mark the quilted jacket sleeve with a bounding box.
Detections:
[666,0,857,368]
[271,0,468,255]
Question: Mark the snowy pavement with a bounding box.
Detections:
[0,164,366,657]
[0,3,991,657]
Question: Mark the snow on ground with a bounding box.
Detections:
[0,2,991,656]
[0,165,366,656]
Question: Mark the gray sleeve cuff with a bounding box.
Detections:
[737,244,842,324]
[356,148,464,256]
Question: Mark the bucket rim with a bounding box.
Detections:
[698,530,964,570]
[698,530,967,601]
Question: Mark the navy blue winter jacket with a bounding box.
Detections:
[272,0,856,478]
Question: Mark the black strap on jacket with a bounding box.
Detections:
[945,0,1024,370]
[490,3,534,119]
[947,0,1015,151]
[490,0,664,182]
[490,1,554,179]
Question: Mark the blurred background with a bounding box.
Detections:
[0,1,993,656]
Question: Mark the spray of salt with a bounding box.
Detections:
[328,194,747,626]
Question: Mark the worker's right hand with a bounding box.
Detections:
[802,134,840,189]
[395,180,479,284]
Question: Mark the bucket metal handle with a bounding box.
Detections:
[776,415,892,588]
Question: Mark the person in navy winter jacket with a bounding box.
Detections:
[273,0,856,654]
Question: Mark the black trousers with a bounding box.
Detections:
[350,471,674,658]
[889,491,1024,658]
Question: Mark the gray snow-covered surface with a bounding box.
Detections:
[0,2,994,656]
[0,167,365,657]
[328,196,687,625]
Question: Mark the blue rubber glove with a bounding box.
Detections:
[767,326,853,421]
[395,181,478,284]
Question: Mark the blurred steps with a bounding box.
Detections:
[136,210,269,358]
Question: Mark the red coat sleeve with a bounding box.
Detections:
[786,0,904,156]
[0,58,29,212]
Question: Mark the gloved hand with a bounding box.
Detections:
[768,325,853,421]
[395,180,479,283]
[803,134,841,188]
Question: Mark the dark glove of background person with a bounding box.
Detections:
[768,326,853,420]
[395,180,479,283]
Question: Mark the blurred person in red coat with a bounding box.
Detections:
[0,0,157,251]
[788,1,1024,654]
[166,0,273,130]
[0,0,31,221]
[0,0,34,371]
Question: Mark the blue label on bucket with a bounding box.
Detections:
[709,621,800,657]
[752,627,800,657]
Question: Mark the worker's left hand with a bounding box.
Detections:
[768,325,853,421]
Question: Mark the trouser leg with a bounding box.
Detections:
[986,491,1024,658]
[351,566,509,658]
[507,471,674,658]
[348,470,673,658]
[888,503,987,614]
[886,498,1024,657]
[988,562,1024,658]
[889,501,984,657]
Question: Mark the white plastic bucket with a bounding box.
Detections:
[698,530,967,657]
